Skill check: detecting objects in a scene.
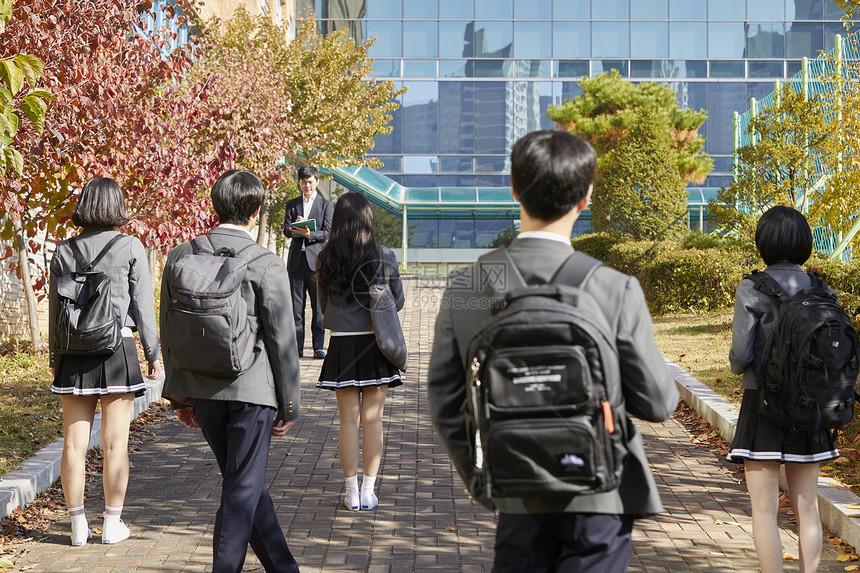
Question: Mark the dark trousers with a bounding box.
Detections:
[289,252,324,353]
[193,399,298,573]
[493,512,633,573]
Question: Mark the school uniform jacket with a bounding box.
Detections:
[283,193,334,272]
[48,227,160,368]
[160,226,301,421]
[427,236,678,516]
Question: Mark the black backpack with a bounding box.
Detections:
[749,270,860,433]
[54,234,126,356]
[454,248,627,507]
[164,235,271,378]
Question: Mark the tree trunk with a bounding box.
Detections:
[257,203,269,246]
[13,218,44,351]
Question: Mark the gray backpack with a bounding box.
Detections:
[164,235,270,377]
[453,248,627,509]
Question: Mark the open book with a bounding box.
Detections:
[290,218,316,238]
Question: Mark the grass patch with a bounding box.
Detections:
[0,347,61,476]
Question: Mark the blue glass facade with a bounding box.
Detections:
[298,0,851,247]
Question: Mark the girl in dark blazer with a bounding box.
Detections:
[727,206,837,573]
[49,178,161,546]
[316,192,404,511]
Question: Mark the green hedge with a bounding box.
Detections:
[572,233,860,317]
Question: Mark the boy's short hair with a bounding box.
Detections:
[211,170,266,225]
[510,130,596,222]
[72,177,131,228]
[297,165,319,181]
[755,205,813,266]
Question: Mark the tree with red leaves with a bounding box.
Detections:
[0,0,235,348]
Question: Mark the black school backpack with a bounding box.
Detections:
[54,234,126,356]
[164,235,271,378]
[454,248,627,507]
[749,270,860,433]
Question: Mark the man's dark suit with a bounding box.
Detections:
[161,226,301,573]
[284,193,333,354]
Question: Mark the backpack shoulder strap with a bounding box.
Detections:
[746,270,791,304]
[551,251,602,288]
[69,234,126,271]
[477,247,526,296]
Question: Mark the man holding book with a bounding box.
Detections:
[283,165,334,359]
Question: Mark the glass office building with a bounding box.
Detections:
[297,0,852,249]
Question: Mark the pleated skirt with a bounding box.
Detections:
[51,337,146,397]
[317,333,403,390]
[727,388,839,464]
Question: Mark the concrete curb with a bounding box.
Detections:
[668,360,860,552]
[0,374,164,519]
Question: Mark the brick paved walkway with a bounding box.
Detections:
[5,278,852,572]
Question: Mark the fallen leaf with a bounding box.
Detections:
[0,558,13,569]
[840,554,853,562]
[783,551,796,560]
[445,526,457,531]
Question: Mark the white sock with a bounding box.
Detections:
[69,505,87,527]
[361,475,376,495]
[104,505,123,527]
[345,475,359,494]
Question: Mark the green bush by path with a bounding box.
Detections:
[572,232,860,319]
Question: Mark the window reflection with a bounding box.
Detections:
[402,82,439,154]
[515,0,551,19]
[366,0,400,19]
[554,0,589,19]
[709,22,746,58]
[670,22,707,58]
[632,22,669,58]
[404,21,438,58]
[710,60,746,77]
[787,21,823,58]
[671,0,707,19]
[553,22,590,58]
[367,21,402,58]
[747,0,784,20]
[706,82,747,155]
[514,22,552,58]
[439,83,475,154]
[440,22,475,58]
[746,22,785,58]
[474,22,513,58]
[748,60,784,77]
[476,0,513,20]
[592,0,628,20]
[632,0,668,19]
[475,82,507,154]
[319,19,365,43]
[593,22,629,58]
[404,2,437,19]
[439,0,473,19]
[708,0,745,19]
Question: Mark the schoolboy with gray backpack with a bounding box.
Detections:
[452,247,627,506]
[163,235,271,377]
[747,270,860,434]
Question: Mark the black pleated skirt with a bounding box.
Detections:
[51,337,146,397]
[317,333,403,390]
[727,388,839,464]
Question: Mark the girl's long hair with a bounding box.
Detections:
[316,192,380,301]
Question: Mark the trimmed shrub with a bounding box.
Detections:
[570,233,626,262]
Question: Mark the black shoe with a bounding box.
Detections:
[313,349,326,359]
[297,351,303,358]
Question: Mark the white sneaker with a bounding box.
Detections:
[360,491,378,510]
[102,519,131,544]
[343,491,360,511]
[70,520,91,546]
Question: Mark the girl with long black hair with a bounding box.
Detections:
[315,192,404,511]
